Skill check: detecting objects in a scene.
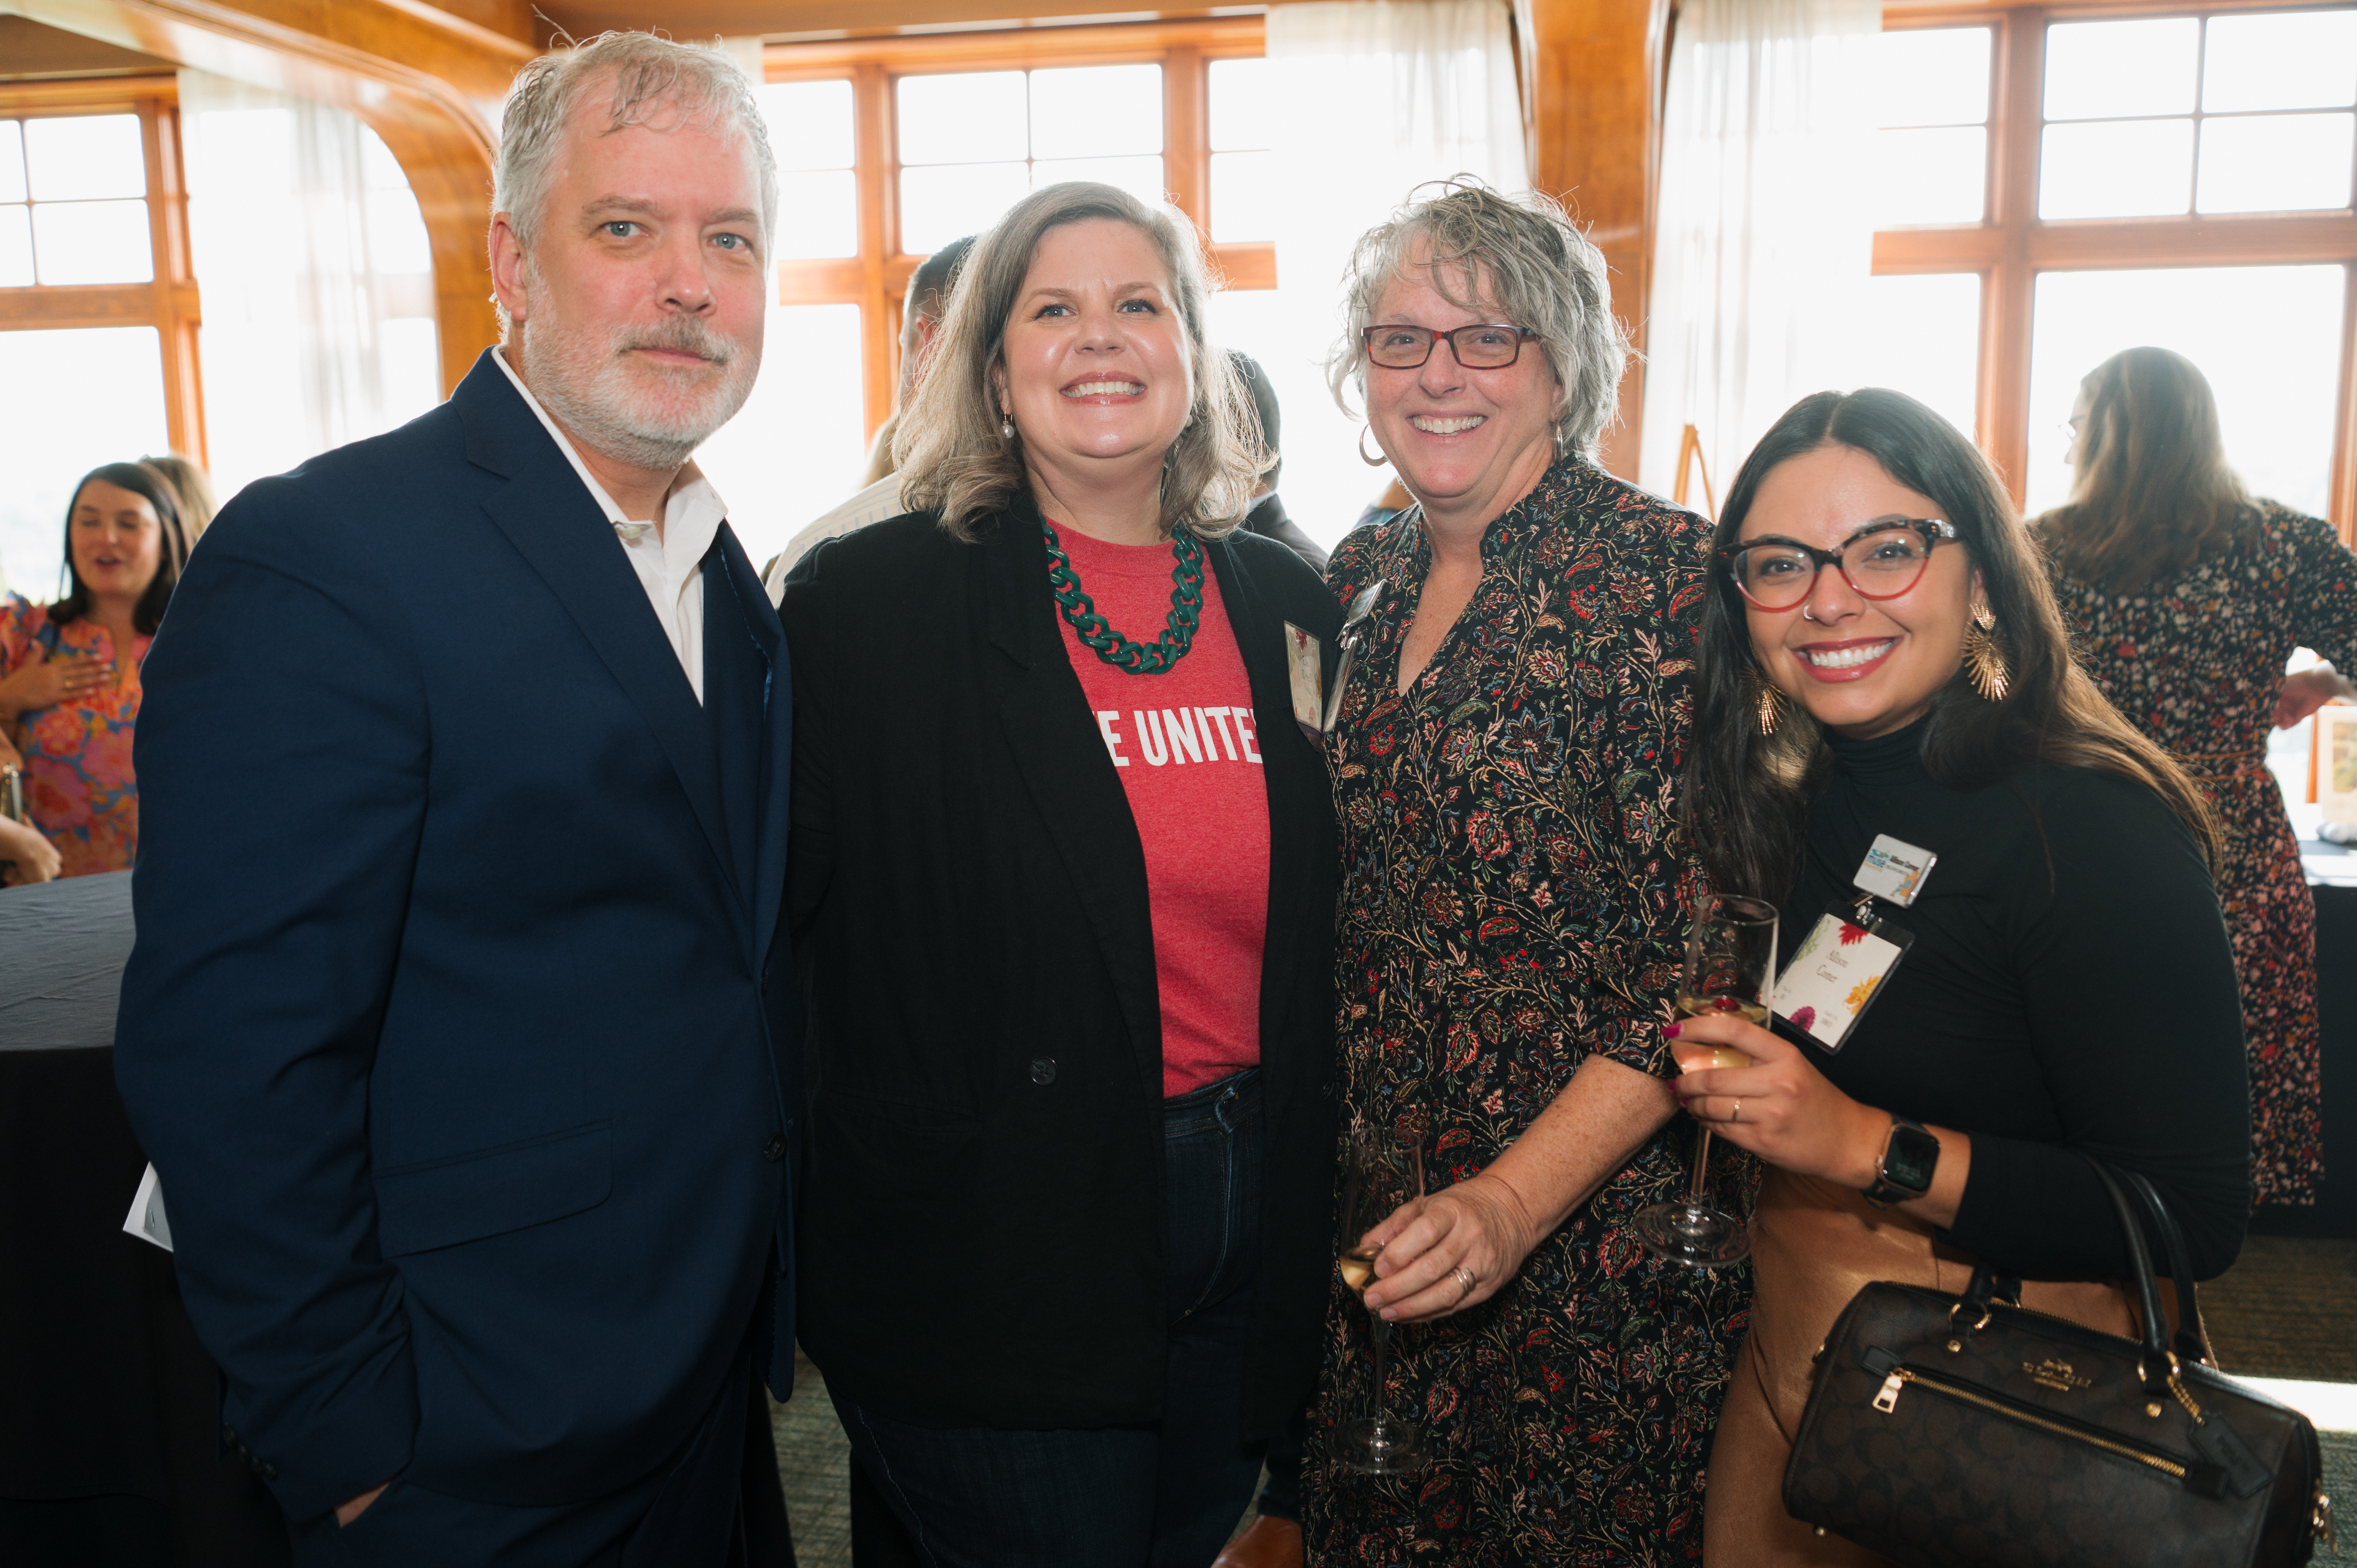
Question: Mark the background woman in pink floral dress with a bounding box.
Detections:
[2039,346,2357,1208]
[0,461,190,878]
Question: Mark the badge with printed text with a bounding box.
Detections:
[1852,833,1937,907]
[1285,622,1324,743]
[1770,908,1915,1053]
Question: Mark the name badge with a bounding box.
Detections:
[1853,833,1936,907]
[1285,623,1324,743]
[1323,578,1386,735]
[1770,908,1914,1053]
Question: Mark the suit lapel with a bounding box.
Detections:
[980,501,1164,1106]
[709,524,792,969]
[1206,536,1326,1128]
[457,355,737,901]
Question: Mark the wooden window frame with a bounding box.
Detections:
[0,76,203,464]
[764,17,1269,439]
[1878,0,2357,535]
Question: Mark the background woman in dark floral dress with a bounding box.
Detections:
[2039,345,2357,1208]
[1298,181,1744,1566]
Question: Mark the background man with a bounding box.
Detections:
[114,34,800,1565]
[763,235,974,595]
[1230,350,1327,572]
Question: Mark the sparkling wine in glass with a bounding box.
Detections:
[1632,893,1779,1268]
[1338,1123,1426,1474]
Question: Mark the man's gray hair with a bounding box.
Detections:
[1327,178,1630,461]
[495,32,779,256]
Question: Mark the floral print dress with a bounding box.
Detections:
[2047,500,2357,1208]
[1300,457,1751,1566]
[0,595,150,878]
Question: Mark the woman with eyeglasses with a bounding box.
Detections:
[1670,389,2250,1564]
[1299,180,1745,1563]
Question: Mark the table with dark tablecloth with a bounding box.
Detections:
[1,872,797,1565]
[0,871,290,1567]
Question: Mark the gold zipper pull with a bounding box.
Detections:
[2166,1372,2205,1425]
[1873,1370,1906,1414]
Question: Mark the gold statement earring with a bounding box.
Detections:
[1746,666,1788,735]
[1964,602,2011,701]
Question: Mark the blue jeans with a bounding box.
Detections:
[839,1068,1267,1568]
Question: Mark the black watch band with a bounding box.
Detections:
[1862,1116,1940,1208]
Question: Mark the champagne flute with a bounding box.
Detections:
[1338,1122,1426,1474]
[1632,893,1779,1268]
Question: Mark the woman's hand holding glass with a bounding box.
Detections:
[1667,1014,1968,1229]
[1664,1012,1887,1189]
[1358,1170,1542,1324]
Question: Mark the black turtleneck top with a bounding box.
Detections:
[1780,721,2251,1281]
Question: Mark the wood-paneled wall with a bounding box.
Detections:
[1523,0,1670,480]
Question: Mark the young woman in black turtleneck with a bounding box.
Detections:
[1667,389,2251,1566]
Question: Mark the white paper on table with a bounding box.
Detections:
[123,1161,173,1252]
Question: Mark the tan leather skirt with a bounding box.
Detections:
[1702,1169,2154,1567]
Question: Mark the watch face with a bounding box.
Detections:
[1885,1123,1942,1194]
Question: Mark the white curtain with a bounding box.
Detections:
[1261,0,1528,544]
[1636,0,1879,511]
[179,71,443,505]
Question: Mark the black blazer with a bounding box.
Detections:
[778,491,1340,1437]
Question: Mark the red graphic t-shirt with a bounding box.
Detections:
[1047,522,1270,1098]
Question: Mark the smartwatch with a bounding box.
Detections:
[1862,1116,1940,1208]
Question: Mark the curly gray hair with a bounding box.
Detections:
[895,181,1263,543]
[1327,178,1629,461]
[494,32,778,260]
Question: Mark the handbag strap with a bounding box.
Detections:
[2118,1168,2210,1365]
[2083,1155,2175,1390]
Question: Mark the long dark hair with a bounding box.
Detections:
[52,461,190,636]
[2034,346,2250,594]
[1682,388,2214,901]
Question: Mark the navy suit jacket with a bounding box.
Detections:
[114,350,799,1522]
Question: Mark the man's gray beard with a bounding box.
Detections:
[516,293,759,474]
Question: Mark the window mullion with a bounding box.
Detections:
[1164,46,1207,235]
[853,62,896,439]
[1981,8,2046,502]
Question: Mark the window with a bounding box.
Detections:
[725,19,1272,567]
[0,77,197,600]
[1869,4,2357,535]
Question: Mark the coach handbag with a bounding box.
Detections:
[1783,1157,2332,1566]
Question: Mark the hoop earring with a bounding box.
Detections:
[1358,426,1388,467]
[1964,601,2011,701]
[1746,665,1789,736]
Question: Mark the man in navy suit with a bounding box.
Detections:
[114,33,797,1564]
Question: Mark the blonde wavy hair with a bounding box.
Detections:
[894,181,1263,542]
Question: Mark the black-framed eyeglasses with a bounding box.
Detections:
[1360,323,1536,370]
[1718,517,1959,612]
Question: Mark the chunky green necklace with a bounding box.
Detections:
[1041,522,1203,675]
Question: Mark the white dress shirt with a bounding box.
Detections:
[493,347,728,703]
[763,472,909,606]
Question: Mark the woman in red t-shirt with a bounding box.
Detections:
[776,181,1342,1566]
